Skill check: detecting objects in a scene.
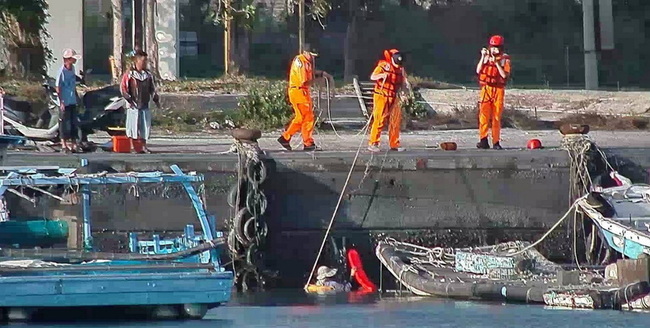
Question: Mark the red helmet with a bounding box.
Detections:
[489,35,504,47]
[527,139,542,149]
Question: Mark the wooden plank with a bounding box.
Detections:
[616,258,650,285]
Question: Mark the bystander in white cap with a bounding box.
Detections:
[62,48,82,59]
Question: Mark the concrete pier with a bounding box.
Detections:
[5,129,650,287]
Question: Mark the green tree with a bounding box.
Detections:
[0,0,50,77]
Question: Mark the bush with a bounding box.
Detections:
[402,90,428,120]
[236,82,292,129]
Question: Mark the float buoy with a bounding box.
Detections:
[347,248,378,292]
[559,123,589,135]
[232,128,262,141]
[305,284,335,294]
[526,139,542,149]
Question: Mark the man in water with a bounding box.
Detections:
[315,265,356,292]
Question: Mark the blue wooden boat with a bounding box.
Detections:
[577,183,650,259]
[0,159,233,321]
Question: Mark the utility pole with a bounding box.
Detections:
[298,0,304,52]
[582,0,598,90]
[144,0,159,78]
[565,45,570,87]
[224,0,231,75]
[111,0,123,83]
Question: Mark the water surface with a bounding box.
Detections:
[14,290,649,328]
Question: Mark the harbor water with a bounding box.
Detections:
[12,290,649,327]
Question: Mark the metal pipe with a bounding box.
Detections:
[0,262,216,273]
[25,185,65,202]
[0,237,225,261]
[583,0,598,90]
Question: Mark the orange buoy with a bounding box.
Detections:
[527,139,542,149]
[347,248,378,292]
[439,142,457,151]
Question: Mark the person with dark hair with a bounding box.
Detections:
[56,48,82,153]
[120,50,160,154]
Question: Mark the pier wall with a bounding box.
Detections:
[5,148,648,287]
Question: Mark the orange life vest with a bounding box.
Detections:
[288,54,313,89]
[478,54,510,88]
[373,60,404,98]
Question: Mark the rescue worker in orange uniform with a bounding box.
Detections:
[476,35,511,150]
[277,47,333,151]
[368,49,410,152]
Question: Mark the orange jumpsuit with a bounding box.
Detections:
[477,54,511,143]
[282,54,315,147]
[369,51,405,149]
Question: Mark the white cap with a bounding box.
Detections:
[62,48,81,59]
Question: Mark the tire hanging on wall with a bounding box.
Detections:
[227,181,246,208]
[246,188,268,216]
[243,216,268,243]
[233,207,253,246]
[246,159,267,184]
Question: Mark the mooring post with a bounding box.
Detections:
[80,158,93,250]
[128,232,138,253]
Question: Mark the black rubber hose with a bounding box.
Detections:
[0,237,225,262]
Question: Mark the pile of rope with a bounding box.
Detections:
[227,139,269,292]
[384,238,456,270]
[560,134,595,203]
[560,133,622,266]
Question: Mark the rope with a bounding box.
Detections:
[507,200,582,257]
[303,119,371,290]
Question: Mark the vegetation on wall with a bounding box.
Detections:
[0,0,50,77]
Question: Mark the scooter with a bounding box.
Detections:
[2,70,127,150]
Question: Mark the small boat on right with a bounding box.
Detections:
[377,172,650,311]
[576,178,650,260]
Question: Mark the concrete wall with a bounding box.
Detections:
[45,0,85,78]
[4,150,576,287]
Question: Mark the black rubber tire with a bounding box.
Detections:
[245,189,268,216]
[228,231,241,254]
[246,243,265,268]
[233,207,253,246]
[240,269,263,292]
[231,128,262,141]
[246,159,267,184]
[227,182,245,208]
[243,216,268,242]
[179,304,208,320]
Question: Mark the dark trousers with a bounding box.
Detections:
[59,105,78,141]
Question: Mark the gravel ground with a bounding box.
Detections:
[419,88,650,119]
